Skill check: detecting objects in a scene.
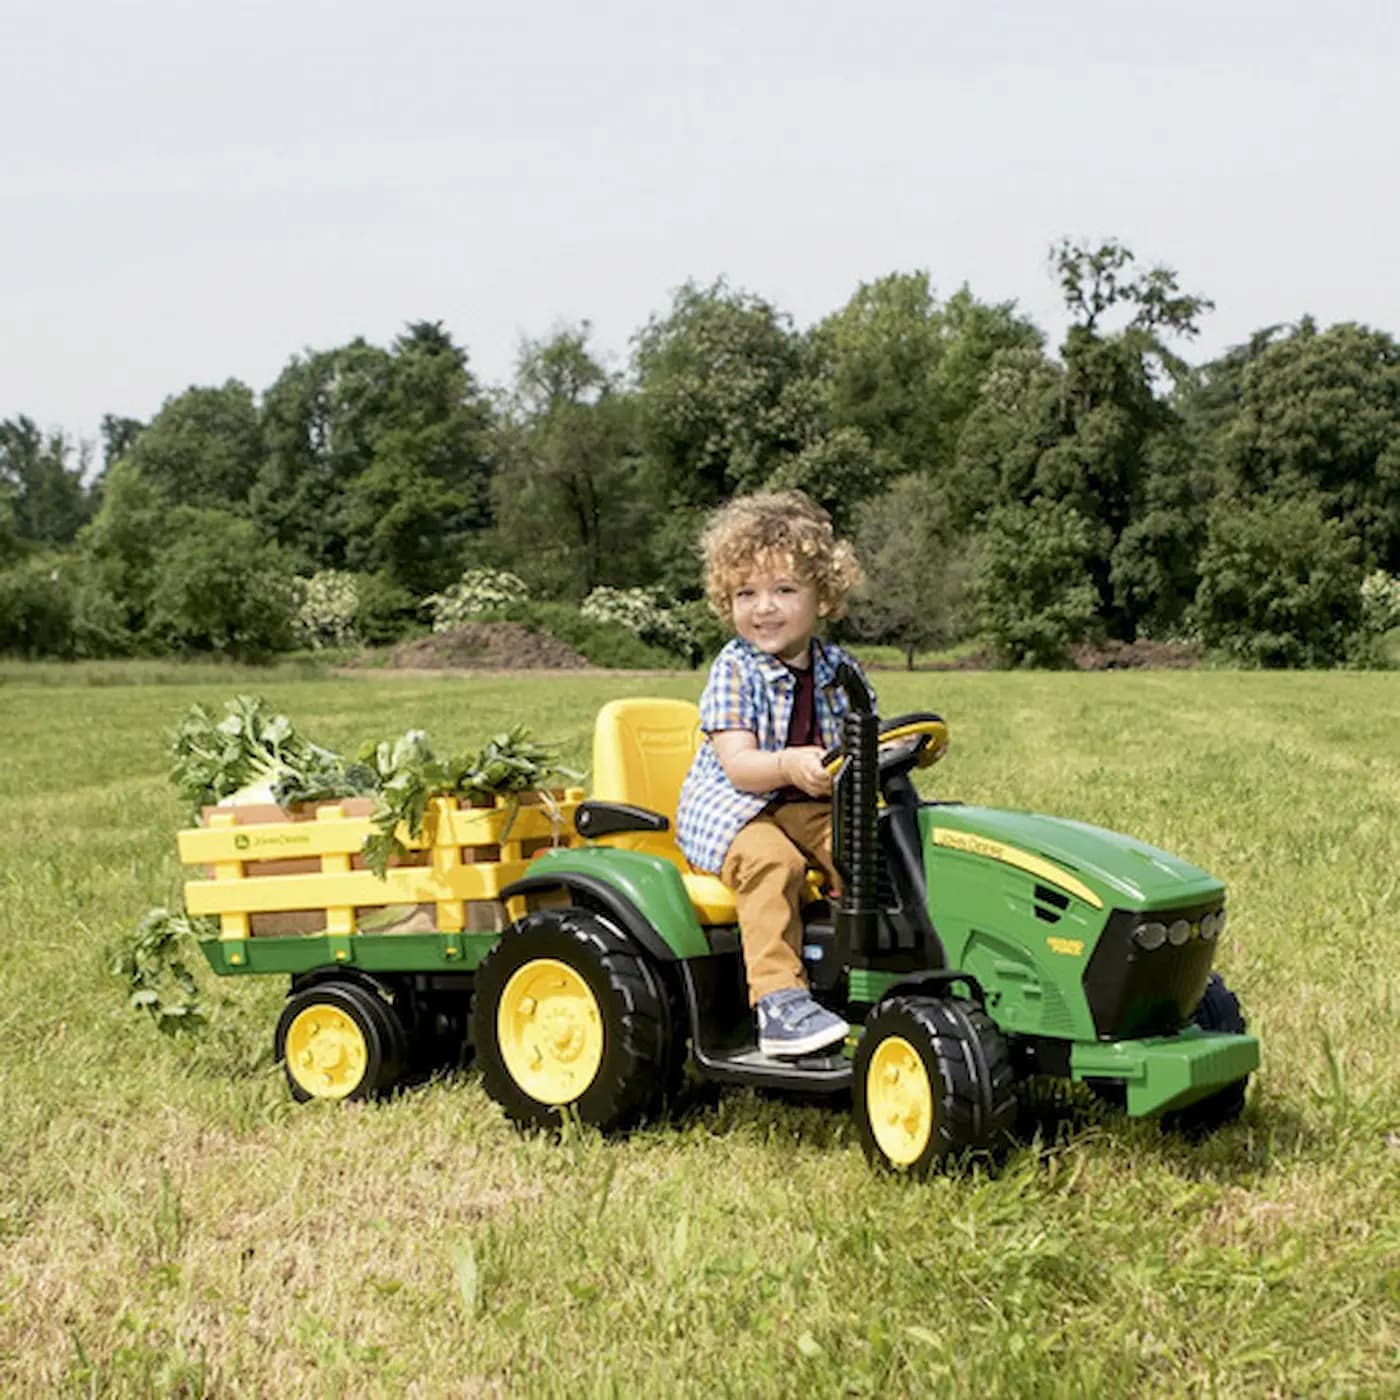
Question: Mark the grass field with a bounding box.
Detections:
[1,663,1397,1396]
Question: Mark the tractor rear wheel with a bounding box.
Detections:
[1162,972,1250,1137]
[275,978,407,1103]
[472,908,672,1131]
[853,995,1017,1175]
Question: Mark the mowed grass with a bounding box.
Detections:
[0,663,1397,1397]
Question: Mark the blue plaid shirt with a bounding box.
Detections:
[676,636,874,874]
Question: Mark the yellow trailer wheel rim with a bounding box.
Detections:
[497,958,604,1105]
[866,1035,934,1166]
[285,1004,369,1099]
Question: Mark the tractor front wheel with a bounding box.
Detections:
[472,908,672,1131]
[275,978,407,1103]
[853,995,1017,1175]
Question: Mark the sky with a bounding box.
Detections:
[4,0,1398,458]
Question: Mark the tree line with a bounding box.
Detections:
[3,240,1398,667]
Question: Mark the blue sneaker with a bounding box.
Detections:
[756,989,850,1058]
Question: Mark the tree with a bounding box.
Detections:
[145,507,299,659]
[125,380,262,509]
[341,323,495,592]
[953,241,1213,640]
[489,325,654,598]
[1192,494,1363,668]
[0,416,92,547]
[633,279,813,507]
[75,458,170,643]
[808,273,1042,485]
[250,339,394,572]
[1212,320,1400,571]
[973,499,1100,667]
[100,414,144,469]
[849,475,975,667]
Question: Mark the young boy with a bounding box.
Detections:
[676,490,873,1057]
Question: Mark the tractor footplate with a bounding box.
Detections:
[692,1045,852,1094]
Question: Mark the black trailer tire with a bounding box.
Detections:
[853,995,1017,1175]
[472,908,671,1131]
[275,979,407,1103]
[1162,972,1250,1137]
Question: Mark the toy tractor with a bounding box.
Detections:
[180,671,1258,1173]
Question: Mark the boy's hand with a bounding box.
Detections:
[780,746,832,797]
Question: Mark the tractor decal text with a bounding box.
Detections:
[931,828,1104,910]
[1046,936,1085,957]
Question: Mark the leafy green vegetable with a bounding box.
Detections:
[359,724,577,877]
[168,695,376,815]
[111,908,217,1034]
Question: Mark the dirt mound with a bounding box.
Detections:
[384,623,589,670]
[1068,639,1202,670]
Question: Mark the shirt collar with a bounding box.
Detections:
[736,635,841,689]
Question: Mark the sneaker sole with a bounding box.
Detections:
[759,1020,850,1058]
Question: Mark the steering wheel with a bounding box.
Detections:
[822,712,949,786]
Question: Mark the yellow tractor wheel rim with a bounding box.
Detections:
[866,1035,934,1166]
[285,1004,369,1100]
[497,958,604,1106]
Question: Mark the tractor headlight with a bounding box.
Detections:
[1200,910,1220,941]
[1134,920,1167,950]
[1168,918,1192,946]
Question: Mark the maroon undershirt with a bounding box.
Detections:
[776,660,819,803]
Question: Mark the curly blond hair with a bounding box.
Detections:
[700,490,864,623]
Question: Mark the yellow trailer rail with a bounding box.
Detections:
[178,790,584,976]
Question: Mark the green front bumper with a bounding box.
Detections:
[1071,1028,1260,1116]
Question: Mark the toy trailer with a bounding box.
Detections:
[178,789,583,1099]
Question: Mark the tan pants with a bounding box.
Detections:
[720,801,840,1005]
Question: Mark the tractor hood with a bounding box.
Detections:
[922,803,1224,913]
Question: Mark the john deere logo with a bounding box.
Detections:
[234,833,250,851]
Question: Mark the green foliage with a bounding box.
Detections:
[849,476,975,667]
[294,570,361,650]
[125,380,263,508]
[633,278,813,507]
[110,908,215,1033]
[360,724,575,876]
[353,570,418,645]
[0,553,76,658]
[489,326,658,598]
[427,568,530,630]
[0,415,93,547]
[581,587,699,663]
[974,500,1099,666]
[1192,495,1364,667]
[168,694,374,814]
[1213,320,1400,571]
[145,507,300,660]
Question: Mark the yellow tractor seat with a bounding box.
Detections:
[584,698,739,924]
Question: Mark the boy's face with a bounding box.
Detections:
[731,560,822,665]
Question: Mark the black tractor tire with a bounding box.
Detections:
[853,995,1018,1175]
[1162,972,1250,1137]
[471,908,672,1131]
[275,977,408,1103]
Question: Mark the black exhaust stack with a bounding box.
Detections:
[832,663,879,962]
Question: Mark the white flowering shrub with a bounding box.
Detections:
[294,570,360,650]
[427,568,530,632]
[582,587,699,660]
[1360,570,1400,636]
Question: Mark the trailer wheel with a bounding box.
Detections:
[275,979,406,1102]
[1162,972,1250,1137]
[853,995,1016,1175]
[472,908,671,1131]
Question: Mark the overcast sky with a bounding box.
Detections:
[4,0,1398,455]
